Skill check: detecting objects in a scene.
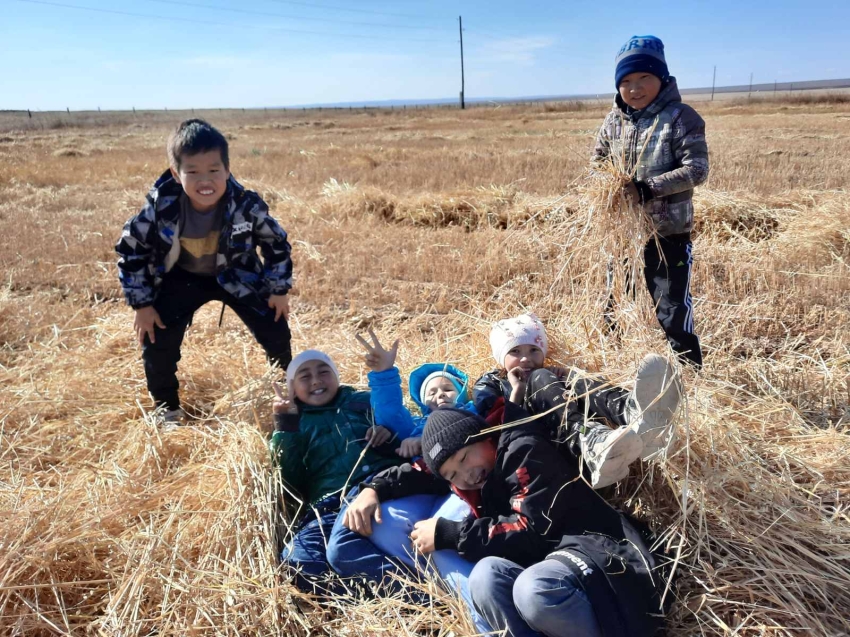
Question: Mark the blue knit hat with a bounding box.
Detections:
[615,35,669,88]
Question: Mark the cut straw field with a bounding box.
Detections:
[1,97,849,636]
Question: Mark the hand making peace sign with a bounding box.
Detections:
[355,328,399,373]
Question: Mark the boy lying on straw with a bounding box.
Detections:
[474,313,681,488]
[344,404,667,636]
[593,35,709,369]
[270,349,413,595]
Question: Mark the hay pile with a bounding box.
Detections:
[1,157,849,635]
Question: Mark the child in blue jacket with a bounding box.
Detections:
[325,331,486,628]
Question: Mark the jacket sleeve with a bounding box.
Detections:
[365,461,451,502]
[270,414,307,499]
[368,368,416,439]
[643,105,709,198]
[115,198,158,309]
[472,371,506,417]
[590,113,614,165]
[433,403,579,566]
[250,196,293,296]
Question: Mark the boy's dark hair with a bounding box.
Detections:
[167,119,229,170]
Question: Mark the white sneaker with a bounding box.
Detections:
[626,354,682,460]
[579,422,645,489]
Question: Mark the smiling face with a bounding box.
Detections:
[290,360,340,407]
[618,71,663,110]
[423,376,460,412]
[171,149,230,213]
[503,344,545,375]
[438,440,497,491]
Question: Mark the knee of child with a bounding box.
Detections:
[325,534,349,576]
[512,566,553,623]
[469,556,510,603]
[528,367,558,389]
[513,563,598,636]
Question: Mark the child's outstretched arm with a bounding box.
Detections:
[639,107,709,199]
[356,329,416,441]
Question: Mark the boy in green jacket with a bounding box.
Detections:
[270,349,410,593]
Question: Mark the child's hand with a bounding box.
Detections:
[272,382,297,415]
[134,306,165,347]
[365,425,392,447]
[546,366,568,380]
[396,436,422,458]
[343,488,382,536]
[623,181,639,204]
[507,367,528,404]
[410,517,439,554]
[267,294,290,322]
[355,328,399,373]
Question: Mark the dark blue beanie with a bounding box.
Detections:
[615,35,669,88]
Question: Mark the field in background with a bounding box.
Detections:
[1,97,849,635]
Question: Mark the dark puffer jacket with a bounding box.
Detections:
[365,401,664,636]
[593,77,709,236]
[116,170,292,313]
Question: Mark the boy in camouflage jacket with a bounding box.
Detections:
[116,119,293,420]
[593,35,709,368]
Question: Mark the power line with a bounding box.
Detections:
[139,0,452,31]
[259,0,445,22]
[12,0,451,43]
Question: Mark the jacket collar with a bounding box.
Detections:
[614,76,681,121]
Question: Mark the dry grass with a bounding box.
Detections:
[1,97,849,636]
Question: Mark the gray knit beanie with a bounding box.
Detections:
[421,408,487,476]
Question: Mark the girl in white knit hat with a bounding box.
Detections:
[472,312,682,488]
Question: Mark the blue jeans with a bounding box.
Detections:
[469,556,602,637]
[279,495,344,594]
[328,492,489,631]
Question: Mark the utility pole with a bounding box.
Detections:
[711,64,717,102]
[458,16,465,109]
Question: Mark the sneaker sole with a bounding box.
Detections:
[589,427,644,489]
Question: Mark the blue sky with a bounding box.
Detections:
[2,0,849,110]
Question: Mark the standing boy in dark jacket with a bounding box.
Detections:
[116,119,293,422]
[345,397,665,635]
[594,35,710,368]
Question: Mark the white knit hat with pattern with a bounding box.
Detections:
[489,313,548,367]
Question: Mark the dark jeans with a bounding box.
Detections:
[644,233,702,368]
[523,368,631,457]
[606,233,702,369]
[469,556,601,637]
[142,267,292,410]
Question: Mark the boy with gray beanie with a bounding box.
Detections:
[344,402,666,636]
[593,35,710,369]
